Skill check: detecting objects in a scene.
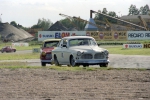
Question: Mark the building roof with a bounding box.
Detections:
[84,18,98,31]
[120,15,150,20]
[47,21,68,31]
[120,15,150,24]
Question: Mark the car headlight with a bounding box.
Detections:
[104,50,109,55]
[42,52,46,56]
[77,51,82,56]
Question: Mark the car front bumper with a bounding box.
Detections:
[41,59,52,63]
[75,59,110,65]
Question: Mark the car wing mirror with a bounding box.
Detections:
[40,46,43,50]
[62,44,67,48]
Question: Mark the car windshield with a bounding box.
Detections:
[44,41,59,47]
[69,38,97,47]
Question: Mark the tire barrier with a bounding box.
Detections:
[97,41,146,46]
[32,48,40,53]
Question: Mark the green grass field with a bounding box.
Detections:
[101,45,150,55]
[0,62,146,71]
[0,45,149,60]
[0,53,40,60]
[0,41,150,69]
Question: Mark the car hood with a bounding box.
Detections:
[42,47,55,53]
[69,46,106,52]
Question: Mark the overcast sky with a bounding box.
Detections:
[0,0,149,27]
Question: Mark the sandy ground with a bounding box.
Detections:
[0,68,150,100]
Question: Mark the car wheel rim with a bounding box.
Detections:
[71,58,75,66]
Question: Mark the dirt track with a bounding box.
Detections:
[0,69,150,100]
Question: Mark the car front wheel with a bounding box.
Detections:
[100,63,108,67]
[70,56,77,67]
[41,62,46,66]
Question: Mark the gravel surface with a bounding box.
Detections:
[0,69,150,100]
[0,53,150,100]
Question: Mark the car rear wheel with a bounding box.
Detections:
[41,62,46,66]
[100,63,108,67]
[67,65,71,67]
[70,56,77,67]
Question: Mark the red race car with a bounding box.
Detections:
[1,46,16,53]
[40,39,61,66]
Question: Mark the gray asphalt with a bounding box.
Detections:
[109,54,150,69]
[1,53,150,69]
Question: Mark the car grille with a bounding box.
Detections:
[46,54,52,59]
[94,53,105,59]
[81,54,93,59]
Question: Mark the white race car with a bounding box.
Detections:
[52,36,109,67]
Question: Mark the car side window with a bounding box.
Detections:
[58,40,64,47]
[63,39,67,45]
[89,39,97,46]
[58,39,68,47]
[69,39,78,46]
[57,41,61,47]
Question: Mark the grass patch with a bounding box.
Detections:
[0,62,27,66]
[49,66,84,71]
[0,53,39,60]
[102,46,150,55]
[0,64,148,71]
[15,45,40,51]
[0,62,42,69]
[48,66,145,71]
[0,62,27,69]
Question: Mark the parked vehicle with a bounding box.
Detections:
[52,36,109,67]
[1,46,16,53]
[40,39,61,66]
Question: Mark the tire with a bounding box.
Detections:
[14,50,16,52]
[70,56,77,67]
[83,64,89,67]
[100,63,108,67]
[41,62,46,66]
[67,65,71,67]
[54,56,60,66]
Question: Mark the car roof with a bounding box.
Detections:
[43,39,61,42]
[62,36,94,39]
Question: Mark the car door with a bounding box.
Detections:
[60,39,70,64]
[6,46,10,52]
[55,40,64,63]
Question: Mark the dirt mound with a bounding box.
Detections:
[0,23,33,42]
